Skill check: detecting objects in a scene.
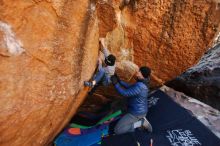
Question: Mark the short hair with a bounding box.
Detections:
[140,66,151,78]
[105,54,116,66]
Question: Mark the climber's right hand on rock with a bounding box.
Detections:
[99,38,106,48]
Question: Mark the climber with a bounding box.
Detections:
[111,66,152,135]
[119,0,139,11]
[84,38,116,94]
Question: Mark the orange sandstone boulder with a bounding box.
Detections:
[0,0,99,145]
[97,0,220,86]
[0,0,220,145]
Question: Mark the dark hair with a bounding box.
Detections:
[105,54,116,66]
[140,66,151,78]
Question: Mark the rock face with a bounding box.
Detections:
[0,0,220,145]
[97,0,220,86]
[167,39,220,110]
[0,0,99,145]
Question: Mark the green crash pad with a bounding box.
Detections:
[70,110,122,129]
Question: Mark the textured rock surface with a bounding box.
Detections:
[0,0,99,145]
[0,0,220,145]
[167,41,220,110]
[97,0,220,86]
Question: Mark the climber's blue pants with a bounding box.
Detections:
[93,68,111,86]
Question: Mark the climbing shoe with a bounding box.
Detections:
[84,81,94,87]
[141,117,153,132]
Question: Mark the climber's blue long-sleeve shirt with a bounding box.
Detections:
[115,80,149,116]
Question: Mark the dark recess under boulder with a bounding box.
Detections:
[167,43,220,110]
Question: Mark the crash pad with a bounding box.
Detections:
[102,90,220,146]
